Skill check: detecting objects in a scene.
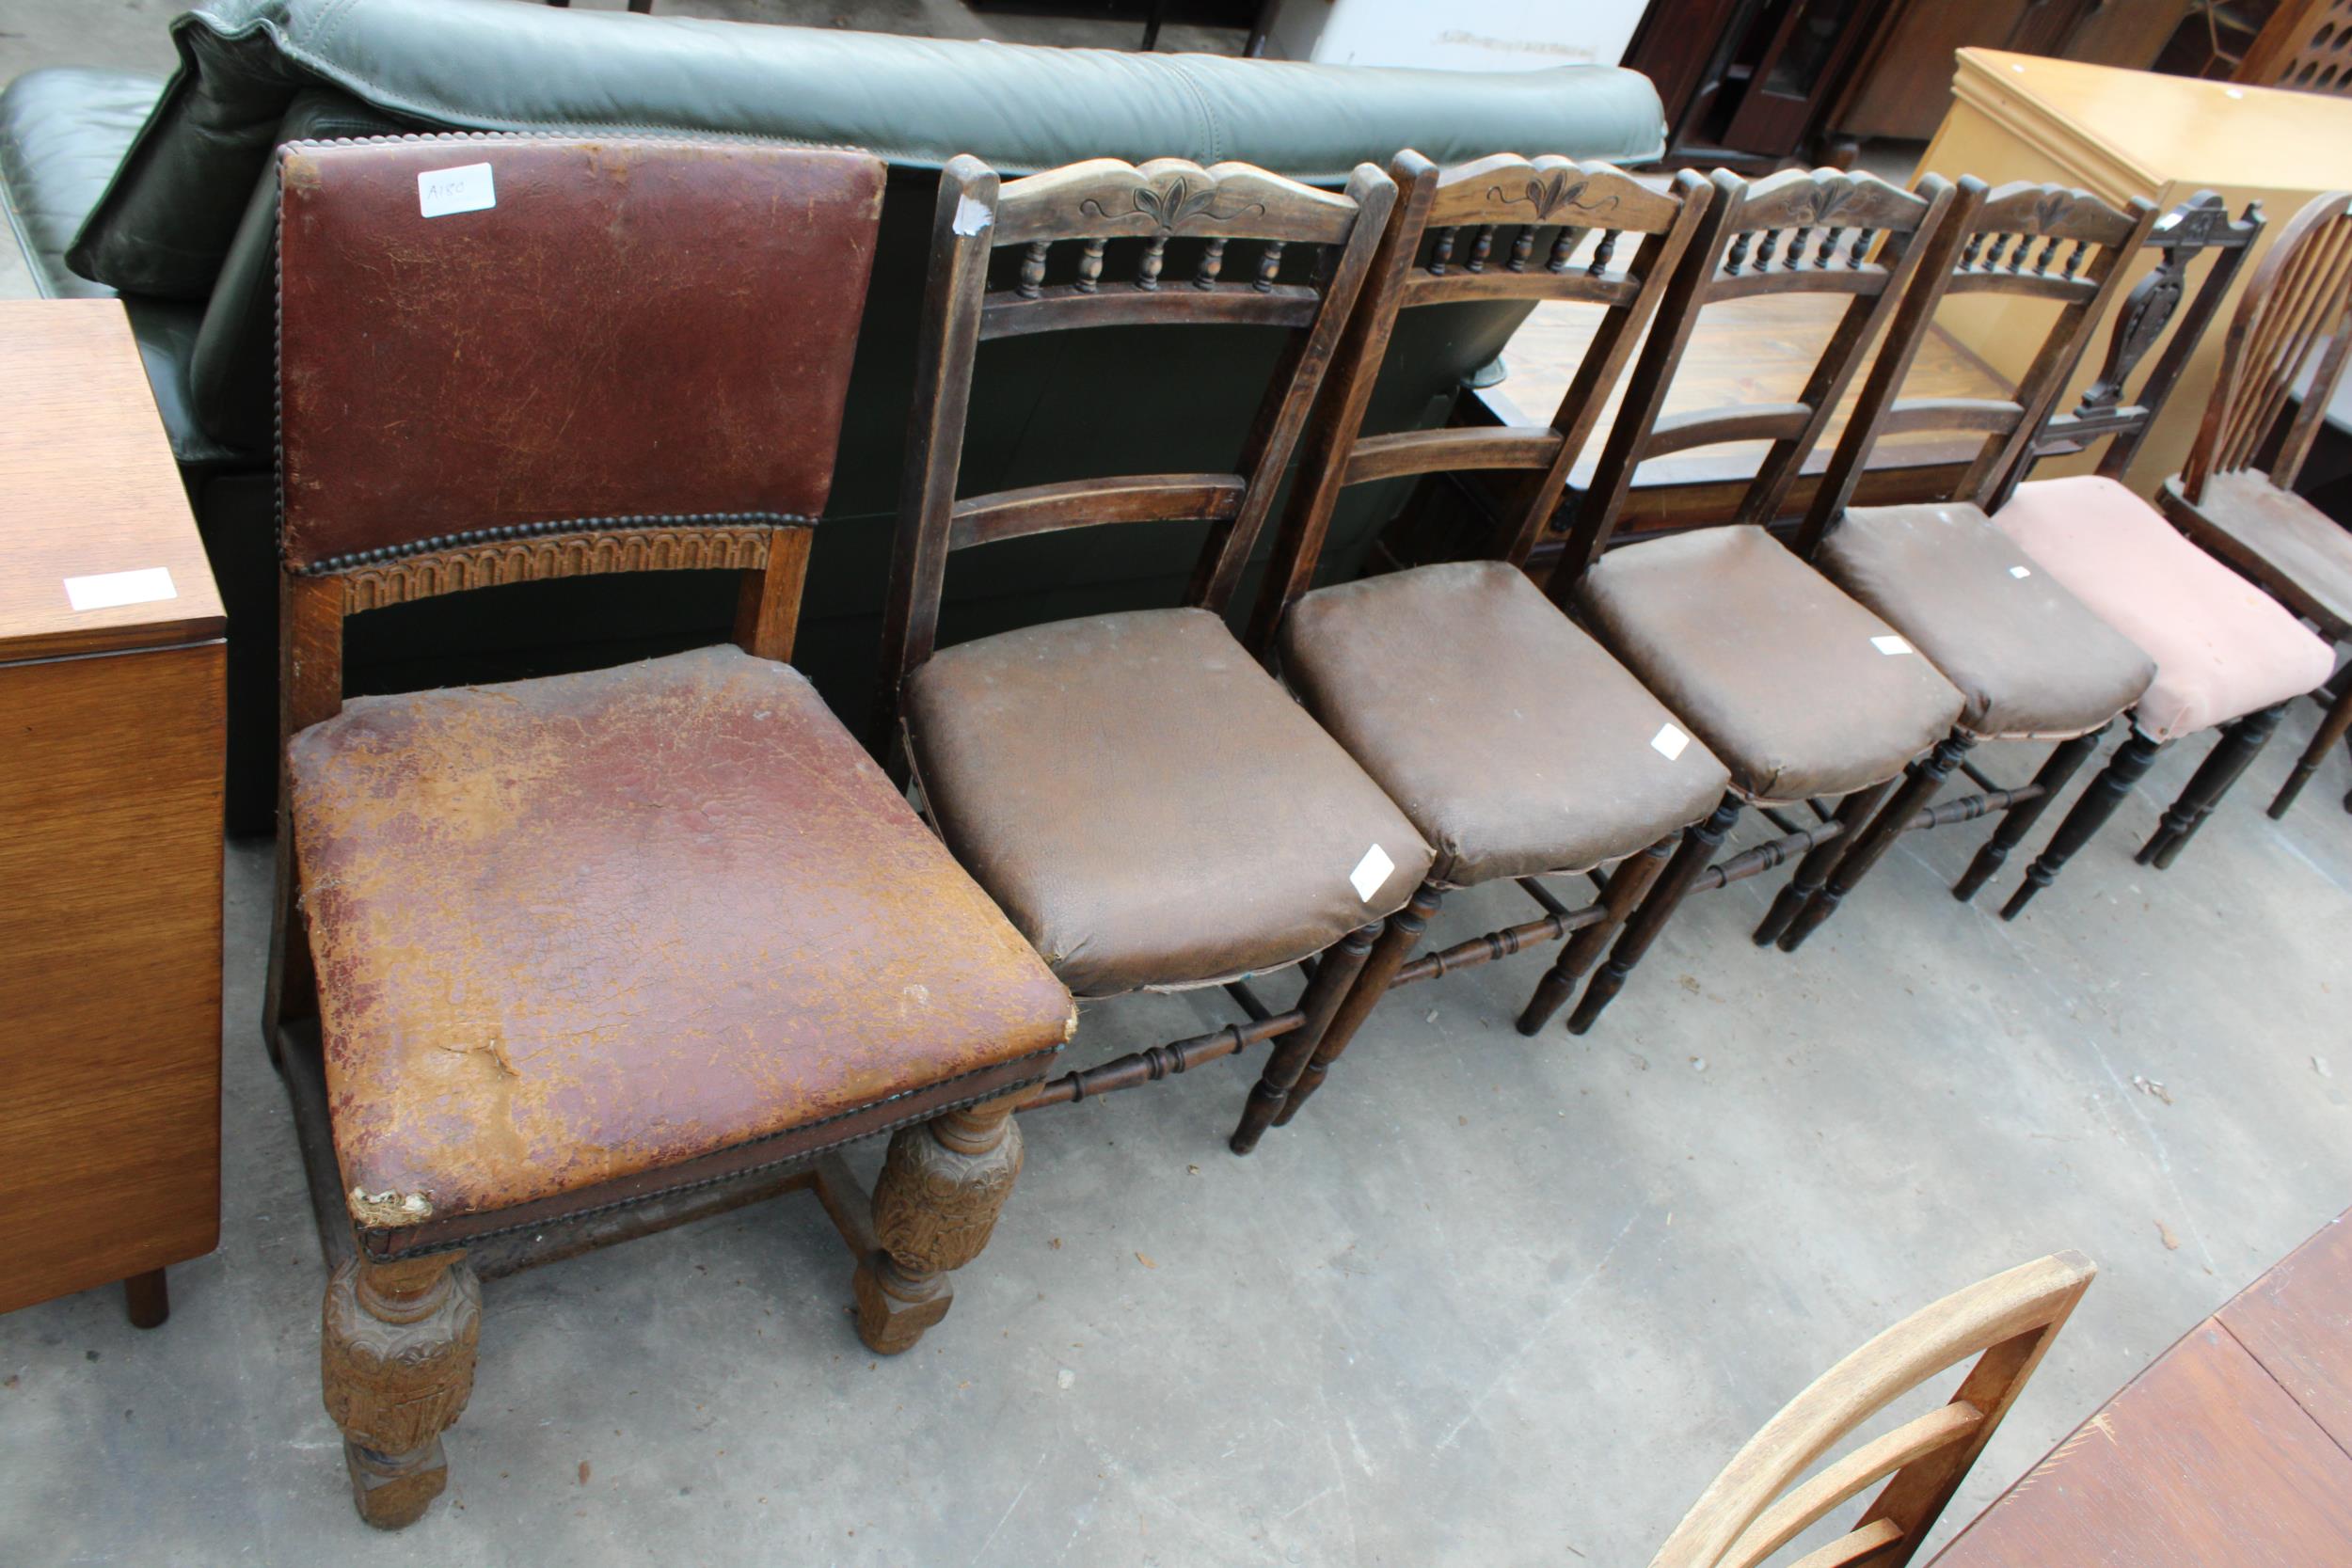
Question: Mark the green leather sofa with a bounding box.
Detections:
[0,0,1664,829]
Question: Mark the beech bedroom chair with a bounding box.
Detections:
[1545,167,1971,1032]
[265,137,1076,1528]
[2159,189,2352,824]
[874,153,1434,1157]
[1649,1252,2094,1568]
[1750,178,2163,951]
[1217,150,1734,1132]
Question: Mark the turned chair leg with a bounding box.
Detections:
[123,1268,169,1329]
[2137,703,2282,869]
[1518,834,1676,1035]
[1953,724,2106,903]
[2270,680,2352,820]
[1779,733,1974,953]
[2003,730,2161,919]
[1567,794,1740,1036]
[1271,882,1442,1132]
[1231,921,1378,1154]
[322,1251,483,1530]
[852,1096,1024,1354]
[1752,779,1896,947]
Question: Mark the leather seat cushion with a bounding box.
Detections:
[903,608,1435,998]
[2165,468,2352,634]
[290,645,1074,1232]
[1995,475,2337,741]
[1817,500,2157,739]
[1280,561,1731,885]
[1571,525,1966,803]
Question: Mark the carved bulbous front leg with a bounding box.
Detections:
[852,1097,1024,1355]
[321,1251,483,1530]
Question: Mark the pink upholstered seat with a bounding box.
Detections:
[1994,475,2335,742]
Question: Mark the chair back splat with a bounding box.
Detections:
[876,153,1396,745]
[1554,166,1953,584]
[1247,153,1711,653]
[1794,178,2158,553]
[2183,189,2352,501]
[1649,1252,2095,1568]
[275,135,886,732]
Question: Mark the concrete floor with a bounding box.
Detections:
[4,4,2352,1565]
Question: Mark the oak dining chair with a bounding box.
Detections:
[1220,150,1733,1131]
[1545,166,1970,1032]
[873,153,1433,1158]
[2159,189,2352,825]
[1648,1252,2094,1568]
[265,135,1078,1528]
[1753,178,2163,952]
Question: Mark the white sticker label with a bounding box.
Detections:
[2008,564,2032,578]
[952,195,993,236]
[1651,722,1691,760]
[1870,634,1913,656]
[1349,844,1396,903]
[418,163,496,219]
[64,566,177,612]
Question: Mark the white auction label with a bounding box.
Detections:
[2009,564,2032,578]
[952,195,993,236]
[1651,722,1691,760]
[1349,843,1395,902]
[1870,634,1913,656]
[64,566,177,612]
[418,163,496,219]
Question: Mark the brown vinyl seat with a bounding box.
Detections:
[902,607,1435,999]
[1816,499,2157,738]
[1573,524,1967,803]
[291,644,1075,1228]
[2166,468,2352,630]
[1279,561,1732,886]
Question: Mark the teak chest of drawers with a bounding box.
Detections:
[0,298,225,1326]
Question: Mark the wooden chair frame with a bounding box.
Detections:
[1749,177,2159,954]
[872,152,1403,1151]
[1207,151,1726,1127]
[1534,166,1959,1034]
[1649,1252,2094,1568]
[2161,190,2352,825]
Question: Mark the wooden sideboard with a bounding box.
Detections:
[1917,47,2352,494]
[0,298,226,1327]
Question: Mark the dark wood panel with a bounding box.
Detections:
[0,642,225,1314]
[2217,1212,2352,1453]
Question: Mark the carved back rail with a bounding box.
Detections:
[1554,167,1951,580]
[1247,152,1709,652]
[1794,178,2157,551]
[876,154,1395,739]
[1647,1252,2095,1568]
[2034,191,2265,487]
[2182,189,2352,500]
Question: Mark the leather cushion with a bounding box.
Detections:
[277,137,884,569]
[0,67,157,301]
[1817,501,2157,740]
[1572,525,1966,803]
[903,608,1435,998]
[2165,469,2352,634]
[1280,561,1730,885]
[1995,476,2336,741]
[290,645,1074,1231]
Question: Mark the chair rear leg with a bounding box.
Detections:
[1752,779,1896,947]
[1566,794,1740,1036]
[2137,703,2282,869]
[1230,920,1378,1154]
[2002,730,2160,918]
[1518,833,1676,1035]
[1270,883,1441,1132]
[1953,725,2106,903]
[1779,734,1974,953]
[2270,681,2352,819]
